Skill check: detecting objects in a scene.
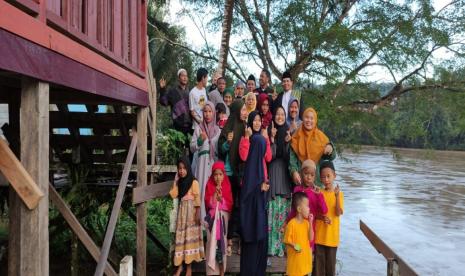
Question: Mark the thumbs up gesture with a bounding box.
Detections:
[271,121,277,138]
[245,126,253,138]
[272,86,278,101]
[285,130,292,142]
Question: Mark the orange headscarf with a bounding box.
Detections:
[291,108,329,163]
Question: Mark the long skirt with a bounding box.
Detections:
[174,199,204,266]
[240,238,268,276]
[194,152,214,221]
[206,209,230,275]
[267,196,290,257]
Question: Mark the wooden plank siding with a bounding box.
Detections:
[0,0,148,98]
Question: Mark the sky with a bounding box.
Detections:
[163,0,456,84]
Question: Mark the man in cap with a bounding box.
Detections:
[159,68,192,134]
[272,70,304,118]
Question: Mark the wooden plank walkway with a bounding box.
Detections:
[192,254,287,274]
[192,239,287,274]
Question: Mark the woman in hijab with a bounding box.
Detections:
[288,107,335,187]
[238,111,272,276]
[234,81,246,99]
[190,101,221,220]
[169,157,204,276]
[204,161,233,275]
[267,106,293,257]
[287,97,302,135]
[257,93,273,129]
[218,100,248,241]
[244,92,257,115]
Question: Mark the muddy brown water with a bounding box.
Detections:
[336,147,465,275]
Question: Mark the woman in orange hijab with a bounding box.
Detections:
[289,107,335,186]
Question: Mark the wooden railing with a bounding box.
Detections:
[6,0,146,75]
[360,220,418,276]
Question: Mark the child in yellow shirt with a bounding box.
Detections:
[284,192,313,276]
[314,160,344,276]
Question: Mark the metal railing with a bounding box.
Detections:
[360,220,418,276]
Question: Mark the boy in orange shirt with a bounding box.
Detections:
[284,192,313,276]
[314,160,344,276]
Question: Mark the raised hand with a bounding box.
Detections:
[334,184,340,196]
[216,186,222,201]
[271,86,278,101]
[245,126,253,138]
[292,171,301,185]
[227,131,234,143]
[285,130,292,142]
[200,131,208,142]
[159,78,166,89]
[261,128,269,139]
[324,144,333,155]
[271,121,277,138]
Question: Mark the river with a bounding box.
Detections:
[335,147,465,276]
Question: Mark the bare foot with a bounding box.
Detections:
[174,265,183,276]
[185,264,192,276]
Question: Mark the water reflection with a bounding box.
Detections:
[336,147,465,275]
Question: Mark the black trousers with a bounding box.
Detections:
[314,244,338,276]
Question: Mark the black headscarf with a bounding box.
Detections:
[247,110,262,134]
[218,100,246,172]
[272,106,289,159]
[176,156,195,199]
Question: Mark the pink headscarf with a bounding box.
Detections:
[200,101,220,160]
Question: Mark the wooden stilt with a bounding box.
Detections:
[9,78,49,276]
[136,107,148,276]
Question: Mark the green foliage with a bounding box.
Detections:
[156,129,189,164]
[302,67,465,151]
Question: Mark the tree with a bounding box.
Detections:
[161,0,465,109]
[216,0,235,76]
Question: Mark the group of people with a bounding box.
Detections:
[161,67,344,276]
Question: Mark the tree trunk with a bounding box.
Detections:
[216,0,235,76]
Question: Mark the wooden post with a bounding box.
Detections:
[136,107,147,276]
[9,78,49,276]
[119,256,133,276]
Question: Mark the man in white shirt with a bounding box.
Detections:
[189,68,208,129]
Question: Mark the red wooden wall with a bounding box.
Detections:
[6,0,147,75]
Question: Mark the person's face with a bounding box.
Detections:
[235,86,245,97]
[203,105,213,123]
[259,71,268,87]
[247,80,255,92]
[217,79,226,92]
[246,96,255,108]
[298,197,310,219]
[178,162,187,178]
[218,112,228,120]
[282,78,292,91]
[290,101,299,119]
[260,99,269,114]
[303,111,315,130]
[178,71,188,86]
[213,169,224,186]
[201,75,208,87]
[320,167,336,189]
[224,94,233,106]
[212,72,221,85]
[240,105,248,121]
[302,167,315,187]
[275,108,286,126]
[252,114,262,132]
